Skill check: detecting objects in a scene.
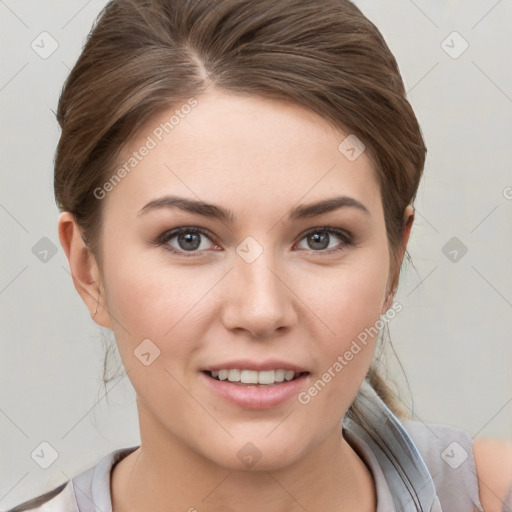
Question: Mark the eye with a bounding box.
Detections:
[296,227,353,254]
[157,227,218,257]
[155,226,353,257]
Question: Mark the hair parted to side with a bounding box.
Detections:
[54,0,426,420]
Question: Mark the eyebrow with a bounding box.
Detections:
[137,195,370,222]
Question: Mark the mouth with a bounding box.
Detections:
[200,366,311,409]
[201,369,310,387]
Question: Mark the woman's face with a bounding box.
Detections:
[84,88,398,470]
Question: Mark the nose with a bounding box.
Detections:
[220,251,297,339]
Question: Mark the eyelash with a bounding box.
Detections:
[155,226,354,258]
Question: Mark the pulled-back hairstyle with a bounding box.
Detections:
[55,0,426,420]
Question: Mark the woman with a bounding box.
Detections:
[7,0,512,510]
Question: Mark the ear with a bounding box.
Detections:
[58,212,112,329]
[382,205,415,312]
[400,204,415,254]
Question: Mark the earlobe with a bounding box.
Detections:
[57,212,112,329]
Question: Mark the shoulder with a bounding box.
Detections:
[401,418,512,512]
[473,437,512,512]
[5,446,137,512]
[399,419,482,509]
[4,481,77,512]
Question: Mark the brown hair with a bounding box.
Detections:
[55,0,425,420]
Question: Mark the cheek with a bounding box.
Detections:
[102,244,178,329]
[295,258,389,422]
[101,251,216,366]
[299,251,390,344]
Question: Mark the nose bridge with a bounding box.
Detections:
[222,239,295,336]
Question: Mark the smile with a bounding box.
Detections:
[206,369,306,386]
[200,370,311,409]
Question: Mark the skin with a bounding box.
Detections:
[473,438,512,512]
[59,87,414,512]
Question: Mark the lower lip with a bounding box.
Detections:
[200,371,310,410]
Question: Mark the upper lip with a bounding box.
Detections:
[202,359,309,373]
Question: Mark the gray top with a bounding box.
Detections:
[8,379,512,511]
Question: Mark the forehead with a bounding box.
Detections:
[104,88,382,220]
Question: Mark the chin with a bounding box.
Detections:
[202,435,308,473]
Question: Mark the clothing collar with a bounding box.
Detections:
[342,378,443,511]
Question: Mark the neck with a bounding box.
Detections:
[111,410,376,512]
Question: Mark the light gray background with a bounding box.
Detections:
[1,0,511,509]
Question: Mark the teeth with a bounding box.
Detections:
[227,369,241,381]
[209,369,302,384]
[240,369,259,384]
[257,370,275,385]
[284,370,295,381]
[274,369,285,382]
